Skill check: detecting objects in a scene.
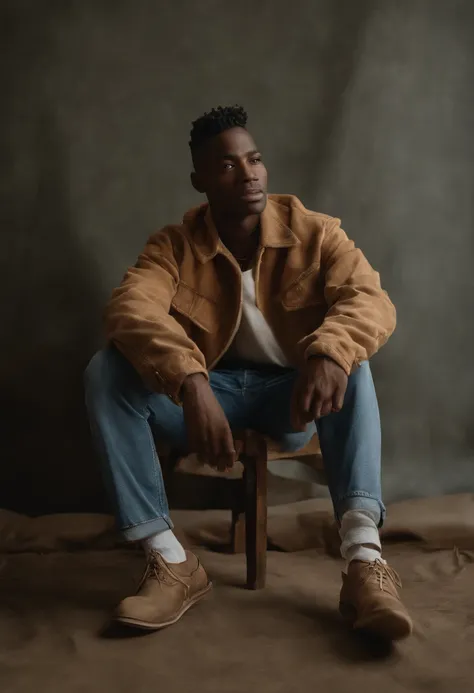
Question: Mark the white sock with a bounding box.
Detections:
[339,509,385,572]
[143,529,187,564]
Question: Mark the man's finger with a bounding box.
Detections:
[290,402,304,431]
[291,402,306,431]
[290,382,305,431]
[312,395,325,420]
[293,384,315,429]
[318,398,333,418]
[291,412,306,432]
[215,437,237,471]
[300,383,314,418]
[223,431,238,469]
[215,451,236,472]
[332,386,345,413]
[196,453,207,466]
[197,449,215,468]
[211,451,227,472]
[191,433,207,457]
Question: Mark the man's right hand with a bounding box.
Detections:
[181,374,236,472]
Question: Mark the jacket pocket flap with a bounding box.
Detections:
[281,263,325,310]
[171,282,217,333]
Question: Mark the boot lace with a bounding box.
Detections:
[364,559,402,592]
[137,551,187,591]
[137,553,169,590]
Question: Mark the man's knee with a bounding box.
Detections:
[275,430,314,454]
[345,360,377,406]
[349,360,371,385]
[84,346,132,403]
[84,349,111,400]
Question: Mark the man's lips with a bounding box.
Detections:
[241,189,264,201]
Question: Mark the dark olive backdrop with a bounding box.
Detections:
[1,0,473,514]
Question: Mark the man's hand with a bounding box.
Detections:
[291,356,348,431]
[181,374,236,472]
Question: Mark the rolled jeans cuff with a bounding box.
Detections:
[121,515,174,542]
[334,493,386,528]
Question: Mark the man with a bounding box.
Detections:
[84,105,412,641]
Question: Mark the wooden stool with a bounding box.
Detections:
[160,431,323,591]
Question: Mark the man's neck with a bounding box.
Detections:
[211,210,260,255]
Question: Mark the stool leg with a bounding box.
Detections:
[229,473,246,553]
[230,509,246,554]
[243,438,267,589]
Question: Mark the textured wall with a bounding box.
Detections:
[1,0,473,514]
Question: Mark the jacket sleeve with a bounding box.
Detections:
[104,229,208,403]
[299,217,396,374]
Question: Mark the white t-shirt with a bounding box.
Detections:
[226,268,290,367]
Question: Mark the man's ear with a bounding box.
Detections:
[190,171,205,194]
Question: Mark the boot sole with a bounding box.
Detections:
[114,581,213,631]
[339,601,413,641]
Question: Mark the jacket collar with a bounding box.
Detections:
[187,197,300,264]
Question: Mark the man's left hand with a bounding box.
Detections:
[291,356,349,431]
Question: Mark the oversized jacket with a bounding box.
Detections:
[105,195,396,404]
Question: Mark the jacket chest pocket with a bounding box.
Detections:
[281,263,326,311]
[171,282,218,333]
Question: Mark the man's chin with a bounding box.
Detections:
[241,193,267,216]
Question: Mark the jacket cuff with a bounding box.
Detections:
[303,341,354,376]
[147,353,209,405]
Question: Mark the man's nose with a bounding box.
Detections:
[241,162,258,181]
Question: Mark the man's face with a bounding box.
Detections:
[192,127,268,218]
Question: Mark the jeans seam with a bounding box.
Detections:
[145,419,167,512]
[210,384,242,393]
[88,416,129,520]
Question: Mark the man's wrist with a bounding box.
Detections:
[181,372,208,395]
[307,354,330,366]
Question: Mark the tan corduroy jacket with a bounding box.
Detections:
[105,195,396,404]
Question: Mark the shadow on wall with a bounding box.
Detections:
[302,0,375,204]
[0,106,105,515]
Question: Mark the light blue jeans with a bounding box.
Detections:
[84,346,385,541]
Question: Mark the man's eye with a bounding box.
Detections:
[250,157,262,164]
[223,162,234,170]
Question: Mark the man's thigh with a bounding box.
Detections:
[250,369,316,452]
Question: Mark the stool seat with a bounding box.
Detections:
[174,433,322,477]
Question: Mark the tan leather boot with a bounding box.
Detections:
[339,559,413,641]
[114,550,212,630]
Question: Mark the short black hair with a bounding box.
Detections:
[189,105,248,155]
